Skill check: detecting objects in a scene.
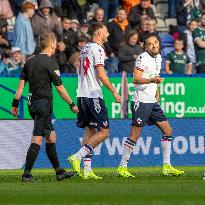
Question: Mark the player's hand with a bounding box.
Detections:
[71,105,79,114]
[11,107,18,117]
[113,92,121,103]
[150,76,164,84]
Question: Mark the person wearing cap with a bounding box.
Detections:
[31,0,62,46]
[14,1,36,58]
[79,19,91,40]
[128,0,155,29]
[7,47,24,75]
[70,19,80,33]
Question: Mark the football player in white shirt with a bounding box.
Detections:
[68,22,121,179]
[117,34,185,177]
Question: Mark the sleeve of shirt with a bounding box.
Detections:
[165,53,171,63]
[19,64,27,81]
[94,47,105,67]
[192,28,200,42]
[47,59,62,86]
[135,55,146,71]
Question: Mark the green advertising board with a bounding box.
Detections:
[0,76,205,119]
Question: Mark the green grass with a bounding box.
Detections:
[0,167,205,205]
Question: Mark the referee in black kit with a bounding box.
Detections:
[11,33,79,182]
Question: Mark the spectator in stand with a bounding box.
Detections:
[70,19,80,33]
[106,8,131,73]
[0,53,10,74]
[54,41,68,74]
[66,52,80,73]
[12,0,38,16]
[99,0,118,21]
[187,0,201,24]
[175,0,200,33]
[192,13,205,73]
[138,18,149,47]
[165,39,192,74]
[0,20,9,48]
[70,35,89,55]
[79,19,91,40]
[122,0,140,14]
[7,47,24,74]
[57,17,78,58]
[32,0,62,46]
[0,0,14,19]
[147,18,158,35]
[118,30,144,73]
[88,8,105,35]
[128,0,155,30]
[183,20,198,73]
[14,1,36,58]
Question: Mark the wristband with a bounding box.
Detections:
[12,98,20,108]
[69,102,75,109]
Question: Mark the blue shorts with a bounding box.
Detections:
[131,101,167,127]
[77,97,109,129]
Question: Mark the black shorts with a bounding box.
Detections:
[77,97,109,129]
[28,99,54,137]
[131,101,167,127]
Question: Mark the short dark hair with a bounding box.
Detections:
[78,35,89,43]
[62,17,71,22]
[92,22,106,34]
[143,33,160,44]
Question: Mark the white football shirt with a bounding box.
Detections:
[132,52,162,103]
[77,42,105,98]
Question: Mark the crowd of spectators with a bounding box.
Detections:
[1,0,205,75]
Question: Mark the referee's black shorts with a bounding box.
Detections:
[28,99,54,137]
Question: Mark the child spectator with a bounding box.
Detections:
[165,39,192,74]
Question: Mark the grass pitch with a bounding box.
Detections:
[0,167,205,205]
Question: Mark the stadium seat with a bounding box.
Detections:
[165,18,177,27]
[153,0,168,4]
[156,2,168,18]
[159,33,174,47]
[156,18,169,32]
[161,46,175,58]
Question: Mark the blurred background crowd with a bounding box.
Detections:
[1,0,205,75]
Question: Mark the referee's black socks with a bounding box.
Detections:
[24,143,40,174]
[46,143,60,172]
